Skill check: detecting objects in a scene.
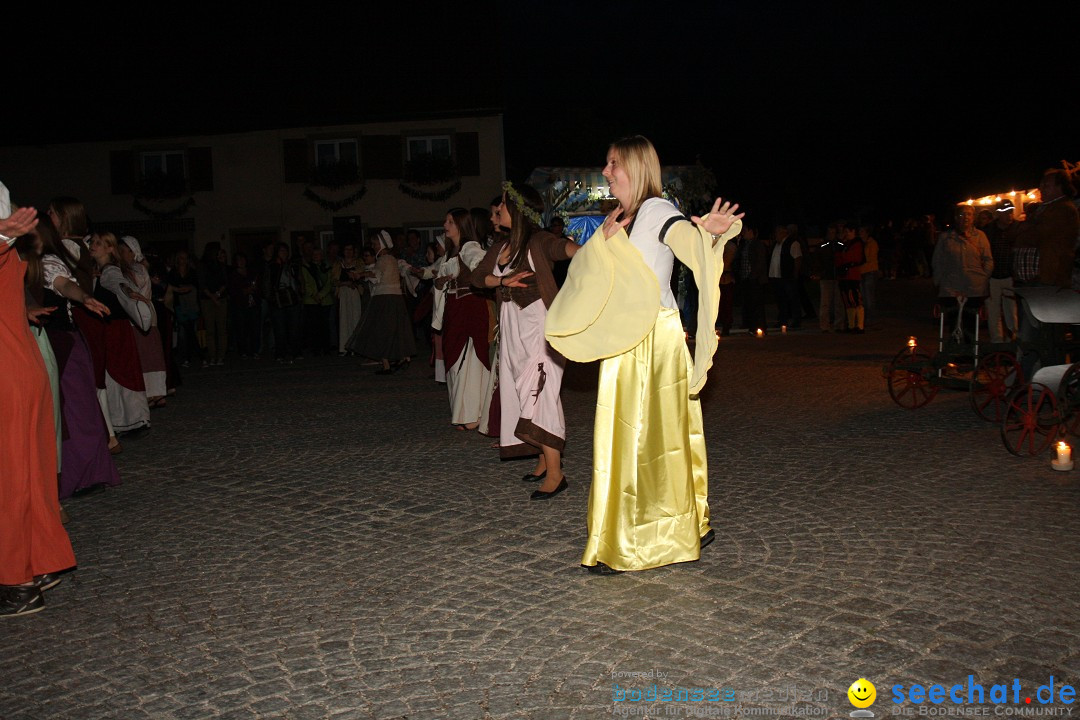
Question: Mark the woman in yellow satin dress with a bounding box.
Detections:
[546,136,743,573]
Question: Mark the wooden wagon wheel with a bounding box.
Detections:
[969,351,1023,423]
[886,348,938,410]
[1001,382,1060,456]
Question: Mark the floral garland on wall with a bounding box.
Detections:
[397,153,461,201]
[397,180,461,202]
[132,197,196,220]
[303,185,367,212]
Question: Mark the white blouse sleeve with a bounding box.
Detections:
[42,254,75,292]
[459,241,486,271]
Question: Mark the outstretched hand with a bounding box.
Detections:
[602,205,631,239]
[692,198,744,238]
[501,270,533,288]
[27,306,54,325]
[0,206,39,239]
[83,297,111,317]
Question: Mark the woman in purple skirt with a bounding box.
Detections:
[29,216,120,498]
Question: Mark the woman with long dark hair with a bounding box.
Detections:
[546,135,743,573]
[23,216,120,498]
[472,183,578,498]
[48,197,123,450]
[428,208,493,429]
[477,199,505,440]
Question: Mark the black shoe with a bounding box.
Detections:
[700,529,716,550]
[71,484,108,498]
[34,572,66,591]
[0,585,45,618]
[116,425,150,440]
[530,477,568,500]
[522,469,547,482]
[586,562,623,575]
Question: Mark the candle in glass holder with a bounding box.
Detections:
[781,325,788,334]
[755,328,763,338]
[1052,441,1073,471]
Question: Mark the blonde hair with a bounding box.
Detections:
[93,231,133,278]
[610,135,663,219]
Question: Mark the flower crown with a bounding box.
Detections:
[502,181,544,228]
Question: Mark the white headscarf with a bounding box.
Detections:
[0,181,11,219]
[374,230,393,253]
[121,235,144,262]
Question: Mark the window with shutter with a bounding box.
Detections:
[313,139,360,187]
[138,150,186,198]
[406,136,452,160]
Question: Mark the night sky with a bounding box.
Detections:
[8,2,1076,229]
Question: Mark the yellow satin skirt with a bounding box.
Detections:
[582,308,711,571]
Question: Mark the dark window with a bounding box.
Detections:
[406,135,451,160]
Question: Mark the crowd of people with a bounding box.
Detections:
[5,156,1076,617]
[710,167,1079,341]
[721,219,883,336]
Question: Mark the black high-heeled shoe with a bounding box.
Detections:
[529,477,567,500]
[586,562,623,575]
[521,469,546,482]
[700,529,716,550]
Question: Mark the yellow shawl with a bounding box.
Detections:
[546,212,741,395]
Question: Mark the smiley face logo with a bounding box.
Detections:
[848,678,876,708]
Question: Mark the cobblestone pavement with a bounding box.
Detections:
[3,279,1078,720]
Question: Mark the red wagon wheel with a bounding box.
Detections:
[1001,382,1060,456]
[969,351,1023,422]
[1057,364,1080,437]
[887,348,938,409]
